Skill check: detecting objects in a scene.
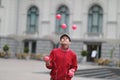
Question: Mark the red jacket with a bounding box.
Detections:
[46,48,78,80]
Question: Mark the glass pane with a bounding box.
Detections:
[65,15,69,32]
[88,15,92,32]
[93,13,98,26]
[31,8,36,12]
[61,14,65,24]
[99,15,103,32]
[30,25,36,32]
[0,0,2,6]
[93,6,99,12]
[30,14,36,25]
[92,26,98,33]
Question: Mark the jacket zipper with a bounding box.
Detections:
[64,52,66,80]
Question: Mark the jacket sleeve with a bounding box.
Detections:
[46,50,54,69]
[71,53,78,72]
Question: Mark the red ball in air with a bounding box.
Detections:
[56,14,61,20]
[72,25,77,30]
[61,23,67,29]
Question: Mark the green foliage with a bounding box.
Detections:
[3,44,9,52]
[24,47,29,53]
[81,50,88,57]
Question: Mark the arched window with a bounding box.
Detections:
[27,6,39,33]
[88,5,103,33]
[55,5,69,34]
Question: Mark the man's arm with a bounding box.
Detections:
[71,54,78,72]
[45,50,54,69]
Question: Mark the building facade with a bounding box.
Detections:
[0,0,120,61]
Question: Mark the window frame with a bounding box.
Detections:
[87,5,103,34]
[26,6,39,34]
[55,5,70,34]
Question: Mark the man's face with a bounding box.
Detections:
[60,36,70,45]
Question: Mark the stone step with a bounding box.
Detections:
[90,72,116,78]
[75,68,120,79]
[75,68,109,74]
[76,70,113,77]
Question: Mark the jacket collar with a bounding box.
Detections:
[59,47,70,52]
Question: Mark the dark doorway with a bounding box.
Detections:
[31,41,36,53]
[86,43,101,62]
[24,41,29,48]
[24,40,37,53]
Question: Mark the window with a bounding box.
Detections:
[0,0,2,6]
[27,6,39,33]
[88,5,103,33]
[55,5,69,34]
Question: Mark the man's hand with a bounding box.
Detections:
[68,69,75,77]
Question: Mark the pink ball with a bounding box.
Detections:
[68,70,74,77]
[61,23,67,29]
[72,25,77,30]
[56,14,61,20]
[43,56,50,61]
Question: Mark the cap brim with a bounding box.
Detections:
[60,34,71,42]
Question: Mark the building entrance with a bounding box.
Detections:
[24,40,36,53]
[86,43,101,62]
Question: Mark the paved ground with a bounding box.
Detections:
[0,58,115,80]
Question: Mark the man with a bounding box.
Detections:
[91,49,97,61]
[44,34,78,80]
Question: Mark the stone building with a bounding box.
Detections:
[0,0,120,62]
